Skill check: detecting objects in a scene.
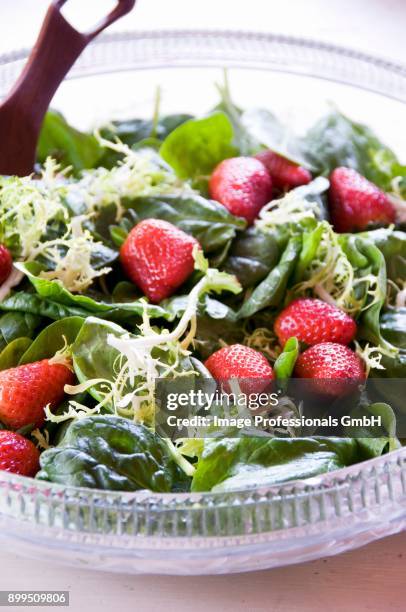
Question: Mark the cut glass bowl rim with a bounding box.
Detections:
[1,29,406,102]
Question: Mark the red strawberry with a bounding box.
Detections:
[274,298,356,347]
[205,344,274,393]
[255,150,312,192]
[209,157,273,225]
[295,342,365,397]
[120,219,199,304]
[329,167,395,232]
[0,245,12,285]
[0,430,40,476]
[0,360,75,430]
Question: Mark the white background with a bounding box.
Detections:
[1,1,406,610]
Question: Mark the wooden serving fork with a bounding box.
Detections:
[0,0,136,176]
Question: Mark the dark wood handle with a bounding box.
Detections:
[0,0,136,176]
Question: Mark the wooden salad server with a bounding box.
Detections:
[0,0,136,177]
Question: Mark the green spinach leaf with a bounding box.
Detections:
[98,114,192,168]
[348,238,390,349]
[71,317,125,404]
[380,309,406,350]
[192,436,362,492]
[0,292,95,321]
[117,193,246,254]
[344,402,399,456]
[160,112,237,180]
[371,309,406,409]
[223,227,280,288]
[101,114,193,146]
[237,236,301,319]
[0,312,41,352]
[360,228,406,283]
[37,415,180,492]
[37,110,102,172]
[158,294,242,359]
[0,337,32,370]
[19,317,84,365]
[301,110,405,191]
[195,300,243,360]
[15,262,167,322]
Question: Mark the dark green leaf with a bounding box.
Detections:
[369,309,406,409]
[192,436,361,492]
[0,312,41,352]
[350,239,391,349]
[19,317,84,365]
[380,309,406,350]
[98,114,192,168]
[0,337,32,370]
[71,318,125,404]
[88,242,118,270]
[370,308,406,411]
[111,281,140,303]
[110,226,128,248]
[121,193,246,253]
[16,261,167,322]
[359,228,406,282]
[100,114,192,146]
[301,110,403,191]
[37,415,179,492]
[37,110,102,172]
[160,112,238,180]
[293,223,324,284]
[223,227,280,288]
[0,292,95,321]
[194,300,243,360]
[159,292,243,358]
[346,402,399,455]
[237,236,302,319]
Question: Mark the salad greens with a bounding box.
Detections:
[191,436,365,492]
[216,74,309,166]
[0,78,405,494]
[38,110,103,173]
[273,337,299,381]
[237,236,302,319]
[160,112,237,183]
[116,192,246,254]
[37,415,183,492]
[301,110,406,195]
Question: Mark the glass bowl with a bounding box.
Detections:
[0,30,405,575]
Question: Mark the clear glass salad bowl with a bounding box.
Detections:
[0,30,405,575]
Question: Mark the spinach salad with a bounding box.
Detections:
[0,79,405,494]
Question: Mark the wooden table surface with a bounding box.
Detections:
[0,1,405,610]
